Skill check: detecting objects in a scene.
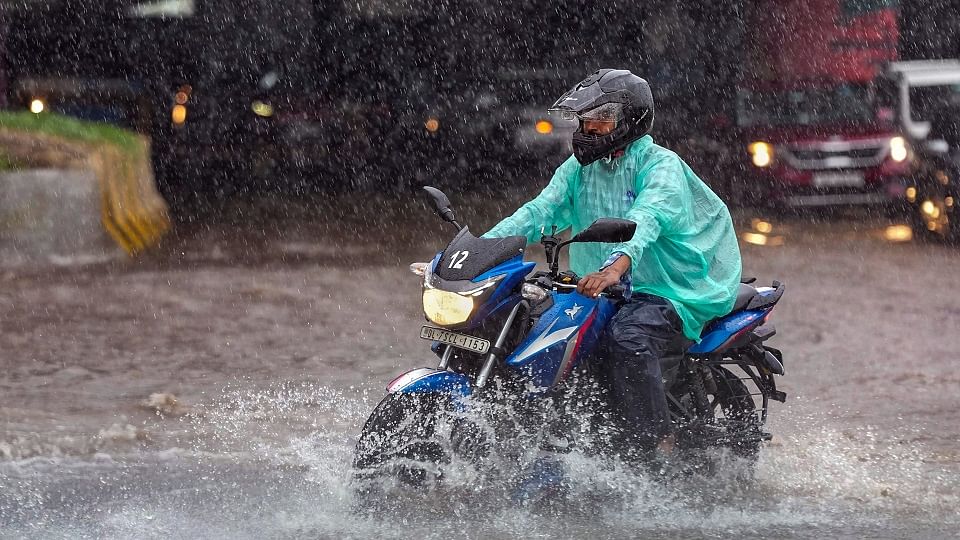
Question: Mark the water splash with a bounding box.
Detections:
[2,383,957,539]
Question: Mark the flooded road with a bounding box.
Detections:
[2,191,959,539]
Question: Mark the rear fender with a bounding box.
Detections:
[386,368,472,399]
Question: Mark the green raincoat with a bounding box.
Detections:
[484,135,742,341]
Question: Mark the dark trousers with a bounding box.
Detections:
[596,294,690,455]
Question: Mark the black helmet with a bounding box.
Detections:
[550,69,655,165]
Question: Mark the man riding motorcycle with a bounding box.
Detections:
[483,69,742,464]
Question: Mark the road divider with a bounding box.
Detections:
[0,112,170,259]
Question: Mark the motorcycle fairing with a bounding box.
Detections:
[433,227,527,282]
[428,252,536,331]
[688,308,772,354]
[505,291,617,392]
[470,257,536,325]
[386,367,472,398]
[689,285,782,354]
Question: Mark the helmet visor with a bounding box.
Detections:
[552,102,625,123]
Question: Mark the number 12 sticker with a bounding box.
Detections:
[448,250,469,269]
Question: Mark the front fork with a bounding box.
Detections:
[437,300,526,388]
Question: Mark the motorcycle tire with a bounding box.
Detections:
[710,366,763,460]
[353,392,449,488]
[674,365,763,463]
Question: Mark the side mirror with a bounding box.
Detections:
[571,218,637,244]
[422,186,458,225]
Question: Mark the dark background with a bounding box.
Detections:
[1,0,959,202]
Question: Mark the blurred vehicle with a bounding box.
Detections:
[372,1,644,188]
[906,95,960,241]
[882,60,960,145]
[151,64,332,199]
[394,69,579,187]
[4,2,149,128]
[736,0,909,209]
[10,77,152,132]
[501,70,579,172]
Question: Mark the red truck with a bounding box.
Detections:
[737,0,909,208]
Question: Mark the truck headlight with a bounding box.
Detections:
[889,136,908,162]
[748,141,772,167]
[423,288,474,326]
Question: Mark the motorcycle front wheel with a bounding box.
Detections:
[353,392,449,488]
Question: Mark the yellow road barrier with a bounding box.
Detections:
[0,125,170,256]
[90,139,170,256]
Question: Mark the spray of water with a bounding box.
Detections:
[2,382,957,539]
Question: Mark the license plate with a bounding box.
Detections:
[420,326,491,354]
[813,171,865,187]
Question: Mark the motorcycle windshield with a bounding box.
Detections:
[434,227,527,282]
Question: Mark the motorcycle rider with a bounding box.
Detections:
[483,69,742,464]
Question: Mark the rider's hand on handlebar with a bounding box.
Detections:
[577,268,622,298]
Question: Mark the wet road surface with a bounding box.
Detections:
[2,191,959,539]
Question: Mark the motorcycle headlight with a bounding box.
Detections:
[422,288,474,326]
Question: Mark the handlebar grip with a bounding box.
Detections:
[604,284,626,299]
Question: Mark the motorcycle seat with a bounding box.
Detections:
[732,283,757,312]
[701,281,785,336]
[701,284,758,334]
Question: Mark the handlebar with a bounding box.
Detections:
[604,284,627,299]
[551,281,626,300]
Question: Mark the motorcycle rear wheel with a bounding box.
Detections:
[709,366,764,459]
[674,365,764,464]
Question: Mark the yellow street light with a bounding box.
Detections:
[171,104,187,125]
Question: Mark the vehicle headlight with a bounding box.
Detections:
[251,100,274,118]
[535,120,553,134]
[748,141,772,167]
[29,98,45,114]
[422,288,474,326]
[171,104,187,125]
[890,136,908,162]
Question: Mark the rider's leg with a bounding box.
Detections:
[596,293,689,461]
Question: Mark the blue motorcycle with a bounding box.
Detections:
[354,187,786,488]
